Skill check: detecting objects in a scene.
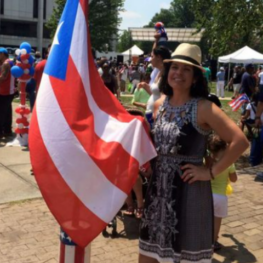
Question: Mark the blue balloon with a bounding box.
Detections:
[29,67,35,76]
[11,66,24,78]
[20,42,31,54]
[28,55,34,66]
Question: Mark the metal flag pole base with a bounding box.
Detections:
[6,133,28,147]
[59,229,91,263]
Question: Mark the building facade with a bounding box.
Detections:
[0,0,55,55]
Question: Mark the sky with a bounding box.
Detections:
[119,0,172,30]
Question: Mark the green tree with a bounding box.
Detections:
[133,0,197,54]
[46,0,124,51]
[117,30,134,52]
[146,8,177,28]
[192,0,263,57]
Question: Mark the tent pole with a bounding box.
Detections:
[228,63,231,91]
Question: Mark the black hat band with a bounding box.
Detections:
[171,55,200,66]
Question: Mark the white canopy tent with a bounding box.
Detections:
[218,46,263,84]
[122,45,144,63]
[218,46,263,64]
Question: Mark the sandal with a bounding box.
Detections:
[123,205,134,216]
[135,207,144,219]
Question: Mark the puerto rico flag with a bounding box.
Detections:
[29,0,156,248]
[228,93,250,111]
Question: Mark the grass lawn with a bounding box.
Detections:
[209,81,234,99]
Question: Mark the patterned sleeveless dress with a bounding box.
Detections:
[139,97,214,263]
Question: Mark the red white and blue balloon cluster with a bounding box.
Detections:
[11,42,34,135]
[11,42,35,81]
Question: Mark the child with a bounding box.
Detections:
[207,134,238,251]
[154,22,168,46]
[239,93,260,137]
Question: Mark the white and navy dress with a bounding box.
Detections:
[139,97,214,263]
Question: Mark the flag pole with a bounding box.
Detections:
[59,229,91,263]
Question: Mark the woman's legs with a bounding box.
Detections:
[139,254,159,263]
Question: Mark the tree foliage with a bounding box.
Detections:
[46,0,124,51]
[117,30,134,52]
[192,0,263,57]
[118,0,197,54]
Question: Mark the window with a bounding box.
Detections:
[33,0,38,18]
[44,0,46,19]
[43,23,51,38]
[0,20,37,38]
[0,0,4,15]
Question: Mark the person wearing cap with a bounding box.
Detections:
[139,43,249,263]
[216,67,225,98]
[240,63,256,98]
[0,47,15,137]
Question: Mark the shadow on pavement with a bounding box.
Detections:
[22,146,29,152]
[213,234,257,263]
[0,135,15,147]
[117,213,140,240]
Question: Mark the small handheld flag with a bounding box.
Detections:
[228,93,250,111]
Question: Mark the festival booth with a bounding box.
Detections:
[121,45,144,64]
[218,46,263,83]
[218,46,263,64]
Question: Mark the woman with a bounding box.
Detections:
[138,46,171,112]
[139,43,249,263]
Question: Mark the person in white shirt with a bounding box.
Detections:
[137,46,171,112]
[119,64,129,92]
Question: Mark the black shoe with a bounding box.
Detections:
[214,241,222,251]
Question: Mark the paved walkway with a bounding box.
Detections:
[1,138,263,262]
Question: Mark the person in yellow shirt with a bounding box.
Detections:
[207,134,238,251]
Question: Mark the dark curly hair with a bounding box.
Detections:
[152,46,171,61]
[207,134,227,153]
[159,62,209,98]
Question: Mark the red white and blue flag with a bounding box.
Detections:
[29,0,156,248]
[228,93,250,111]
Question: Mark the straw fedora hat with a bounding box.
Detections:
[164,43,205,72]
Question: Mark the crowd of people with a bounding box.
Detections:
[215,63,263,168]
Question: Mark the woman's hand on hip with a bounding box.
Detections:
[181,164,211,184]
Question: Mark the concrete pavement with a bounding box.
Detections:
[1,136,263,262]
